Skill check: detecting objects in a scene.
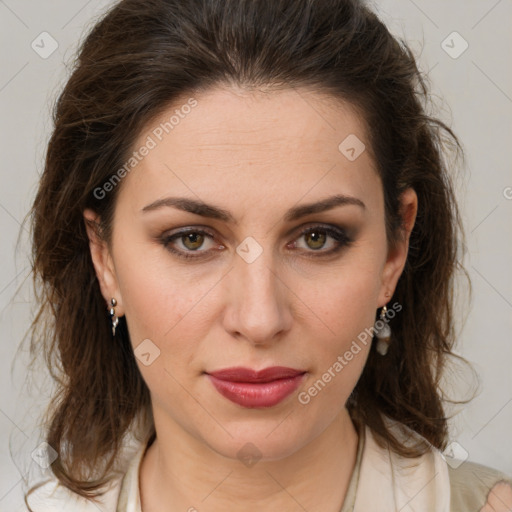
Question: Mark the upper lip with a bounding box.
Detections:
[207,366,306,383]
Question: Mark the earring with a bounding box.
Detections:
[109,298,119,337]
[374,304,391,355]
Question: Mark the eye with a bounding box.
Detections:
[288,224,353,256]
[161,228,220,260]
[160,224,353,260]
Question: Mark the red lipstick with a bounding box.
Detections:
[206,366,306,408]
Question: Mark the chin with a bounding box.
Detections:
[198,417,317,464]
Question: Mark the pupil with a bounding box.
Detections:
[184,233,202,249]
[308,231,325,249]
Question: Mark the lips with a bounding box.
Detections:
[206,366,306,408]
[208,366,305,383]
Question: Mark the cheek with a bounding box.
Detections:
[119,265,207,404]
[296,256,381,339]
[113,229,208,340]
[116,256,224,396]
[294,254,381,392]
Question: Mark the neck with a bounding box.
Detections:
[139,408,360,512]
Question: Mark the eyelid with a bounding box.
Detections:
[160,223,353,260]
[160,226,220,258]
[291,223,352,255]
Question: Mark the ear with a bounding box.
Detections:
[83,208,124,316]
[378,187,418,306]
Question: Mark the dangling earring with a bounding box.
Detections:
[374,304,391,355]
[109,298,119,337]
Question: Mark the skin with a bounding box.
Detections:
[480,482,512,512]
[84,85,417,511]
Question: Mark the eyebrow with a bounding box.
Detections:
[141,194,365,223]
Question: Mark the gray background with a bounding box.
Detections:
[1,0,511,509]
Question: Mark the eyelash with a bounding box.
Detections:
[160,224,353,261]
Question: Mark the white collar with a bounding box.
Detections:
[354,423,451,511]
[27,420,450,511]
[116,420,450,512]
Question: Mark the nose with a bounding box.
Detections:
[222,243,293,347]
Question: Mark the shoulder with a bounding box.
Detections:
[23,475,122,512]
[366,418,512,512]
[23,433,146,511]
[447,458,512,512]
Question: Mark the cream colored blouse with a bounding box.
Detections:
[26,423,512,511]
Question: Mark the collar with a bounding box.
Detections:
[116,420,450,512]
[353,423,451,511]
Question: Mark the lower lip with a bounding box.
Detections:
[207,373,306,408]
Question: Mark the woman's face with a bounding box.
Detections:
[85,85,416,461]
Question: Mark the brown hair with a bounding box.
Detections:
[23,0,470,505]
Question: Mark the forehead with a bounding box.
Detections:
[118,85,381,216]
[140,85,371,157]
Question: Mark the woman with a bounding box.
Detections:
[23,0,512,510]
